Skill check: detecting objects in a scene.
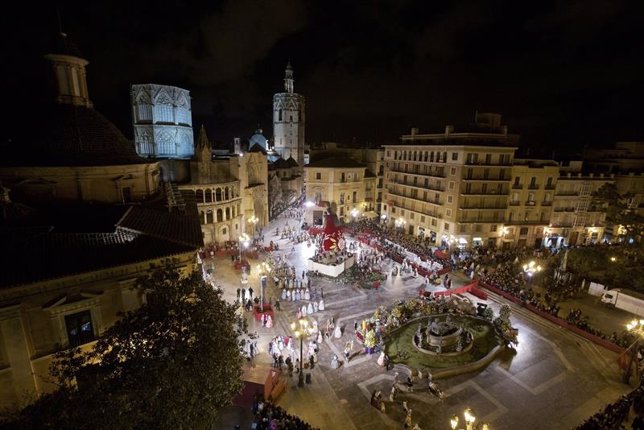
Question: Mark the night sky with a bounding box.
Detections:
[4,1,644,156]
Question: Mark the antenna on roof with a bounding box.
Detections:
[56,7,64,35]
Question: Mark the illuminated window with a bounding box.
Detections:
[65,310,95,348]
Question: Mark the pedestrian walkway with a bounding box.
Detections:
[212,212,630,429]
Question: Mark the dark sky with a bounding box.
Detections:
[4,0,644,156]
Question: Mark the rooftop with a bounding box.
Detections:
[0,190,202,289]
[305,157,365,168]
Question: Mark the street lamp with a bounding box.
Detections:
[463,408,475,430]
[239,233,250,263]
[522,261,542,277]
[350,208,359,221]
[290,318,310,387]
[395,217,406,229]
[449,408,488,430]
[623,319,644,383]
[248,215,259,235]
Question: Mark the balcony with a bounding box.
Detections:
[512,184,523,189]
[459,216,506,223]
[460,205,507,210]
[462,176,509,182]
[465,161,513,166]
[509,201,520,206]
[544,184,556,190]
[554,207,576,212]
[389,167,446,179]
[528,184,540,190]
[525,201,536,206]
[389,179,445,192]
[555,191,579,196]
[387,189,442,206]
[461,189,508,196]
[541,201,553,206]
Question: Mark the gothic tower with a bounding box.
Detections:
[272,62,305,167]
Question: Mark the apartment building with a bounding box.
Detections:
[504,160,559,248]
[382,113,517,249]
[304,157,374,225]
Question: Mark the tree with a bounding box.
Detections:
[593,183,644,242]
[2,265,246,430]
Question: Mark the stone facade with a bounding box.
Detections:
[179,126,269,244]
[273,63,305,168]
[131,84,194,159]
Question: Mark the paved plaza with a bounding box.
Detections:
[214,215,631,430]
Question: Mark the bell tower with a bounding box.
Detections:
[272,62,305,167]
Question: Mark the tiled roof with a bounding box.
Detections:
[0,232,195,288]
[0,191,202,289]
[1,104,147,167]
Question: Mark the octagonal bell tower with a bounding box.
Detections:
[272,62,305,167]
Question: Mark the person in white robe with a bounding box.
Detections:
[334,325,342,338]
[307,302,314,314]
[319,299,325,311]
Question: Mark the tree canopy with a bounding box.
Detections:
[592,183,644,242]
[1,265,246,430]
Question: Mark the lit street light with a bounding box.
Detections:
[239,233,250,261]
[290,318,310,387]
[248,215,259,235]
[522,261,542,277]
[449,407,489,430]
[623,319,644,383]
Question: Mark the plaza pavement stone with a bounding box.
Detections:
[213,215,631,429]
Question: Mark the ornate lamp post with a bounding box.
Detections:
[248,215,259,235]
[623,319,644,383]
[522,261,542,277]
[290,318,310,387]
[350,208,359,222]
[395,217,406,231]
[449,408,489,430]
[239,233,250,261]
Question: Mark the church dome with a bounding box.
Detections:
[248,129,268,151]
[2,103,145,167]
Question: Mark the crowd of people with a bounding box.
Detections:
[250,395,319,430]
[577,382,644,430]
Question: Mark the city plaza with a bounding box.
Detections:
[213,210,630,430]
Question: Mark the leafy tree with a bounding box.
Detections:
[1,265,246,430]
[592,183,644,242]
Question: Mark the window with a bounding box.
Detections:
[65,310,95,348]
[490,224,497,232]
[392,207,396,213]
[452,152,458,161]
[450,167,456,175]
[520,227,529,235]
[485,154,492,164]
[432,219,437,226]
[410,213,415,219]
[421,216,426,223]
[353,191,357,202]
[475,224,482,232]
[316,172,321,180]
[459,224,467,233]
[446,209,452,217]
[122,187,132,203]
[339,193,345,204]
[447,196,453,203]
[449,181,455,190]
[444,223,450,231]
